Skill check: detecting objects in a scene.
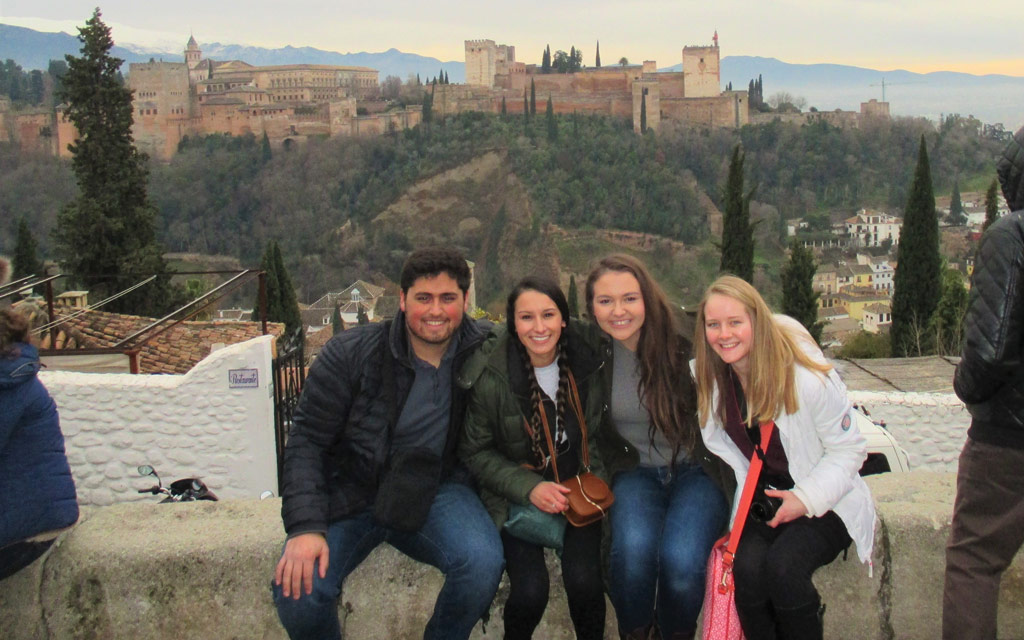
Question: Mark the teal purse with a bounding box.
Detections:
[503,502,567,552]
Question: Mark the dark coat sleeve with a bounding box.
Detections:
[954,217,1024,405]
[280,329,367,536]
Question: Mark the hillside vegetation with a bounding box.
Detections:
[0,112,1002,308]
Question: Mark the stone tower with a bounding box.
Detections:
[185,35,201,70]
[682,34,720,98]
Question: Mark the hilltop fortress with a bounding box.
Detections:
[128,36,421,159]
[436,33,748,132]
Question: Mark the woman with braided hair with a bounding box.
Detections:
[458,276,609,639]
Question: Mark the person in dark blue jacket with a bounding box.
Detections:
[0,306,79,580]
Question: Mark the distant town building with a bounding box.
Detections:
[844,209,902,248]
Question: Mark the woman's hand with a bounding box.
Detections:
[529,481,571,514]
[764,489,808,528]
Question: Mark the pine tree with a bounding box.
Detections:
[948,180,964,225]
[53,8,180,316]
[12,217,43,281]
[719,144,755,282]
[546,95,557,141]
[595,41,601,68]
[331,303,343,334]
[530,78,536,115]
[984,178,999,231]
[567,275,579,319]
[781,240,822,343]
[891,136,942,357]
[640,93,647,133]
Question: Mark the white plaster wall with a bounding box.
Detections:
[849,390,969,473]
[39,335,278,506]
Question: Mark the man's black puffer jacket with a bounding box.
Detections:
[954,127,1024,449]
[280,310,490,536]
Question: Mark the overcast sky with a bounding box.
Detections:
[3,1,1022,76]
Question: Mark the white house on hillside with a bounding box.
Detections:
[845,209,902,248]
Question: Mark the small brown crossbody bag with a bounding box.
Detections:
[537,371,615,527]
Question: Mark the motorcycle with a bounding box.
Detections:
[136,464,219,502]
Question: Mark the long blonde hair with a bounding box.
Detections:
[694,275,831,427]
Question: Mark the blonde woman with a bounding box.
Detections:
[693,275,875,640]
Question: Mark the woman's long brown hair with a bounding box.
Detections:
[585,254,697,458]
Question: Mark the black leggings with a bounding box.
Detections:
[500,522,605,640]
[732,511,851,640]
[0,539,54,581]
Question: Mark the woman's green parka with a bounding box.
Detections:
[457,320,609,528]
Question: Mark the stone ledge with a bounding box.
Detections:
[2,472,1023,639]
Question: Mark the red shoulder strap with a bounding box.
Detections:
[724,420,775,560]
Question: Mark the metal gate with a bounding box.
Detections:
[272,330,306,495]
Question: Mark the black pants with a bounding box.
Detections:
[501,522,605,640]
[732,512,851,640]
[0,539,54,581]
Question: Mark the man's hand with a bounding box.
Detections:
[529,481,571,513]
[274,532,329,599]
[764,489,809,528]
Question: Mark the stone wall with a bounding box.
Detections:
[848,390,969,472]
[39,335,278,507]
[3,473,1021,639]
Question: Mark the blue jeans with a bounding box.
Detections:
[608,463,729,635]
[271,481,504,640]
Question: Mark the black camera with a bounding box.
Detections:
[750,482,783,523]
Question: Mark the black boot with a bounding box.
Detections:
[774,601,824,640]
[735,599,777,640]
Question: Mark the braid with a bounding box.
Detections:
[515,338,548,467]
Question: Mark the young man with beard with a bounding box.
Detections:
[272,247,503,640]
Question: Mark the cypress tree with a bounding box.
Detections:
[530,78,536,115]
[984,178,999,231]
[719,144,755,282]
[546,95,557,141]
[444,70,449,84]
[523,90,529,125]
[422,87,433,124]
[542,46,551,74]
[781,240,822,343]
[53,8,180,316]
[595,41,601,68]
[501,95,507,116]
[331,303,343,334]
[570,46,577,71]
[255,244,282,323]
[12,217,43,281]
[357,305,369,325]
[261,131,272,162]
[567,275,579,319]
[273,241,302,339]
[891,136,941,357]
[948,180,964,225]
[640,93,647,133]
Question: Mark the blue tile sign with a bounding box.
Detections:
[229,368,259,388]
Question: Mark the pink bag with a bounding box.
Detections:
[701,421,775,640]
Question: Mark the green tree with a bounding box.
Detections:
[567,275,579,319]
[837,331,891,358]
[530,78,536,115]
[542,46,551,74]
[781,240,822,343]
[12,217,43,281]
[619,57,629,67]
[331,303,343,334]
[948,180,965,225]
[546,95,557,142]
[254,240,302,338]
[640,93,647,134]
[501,96,507,116]
[929,268,968,356]
[595,41,601,68]
[53,9,179,316]
[891,136,941,357]
[983,178,999,231]
[719,144,755,282]
[422,86,433,125]
[261,131,272,162]
[357,304,369,325]
[184,278,212,321]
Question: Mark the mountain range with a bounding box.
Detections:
[3,23,1021,130]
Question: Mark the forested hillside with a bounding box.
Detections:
[0,112,1002,307]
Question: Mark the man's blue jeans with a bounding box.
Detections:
[608,463,728,635]
[271,481,504,640]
